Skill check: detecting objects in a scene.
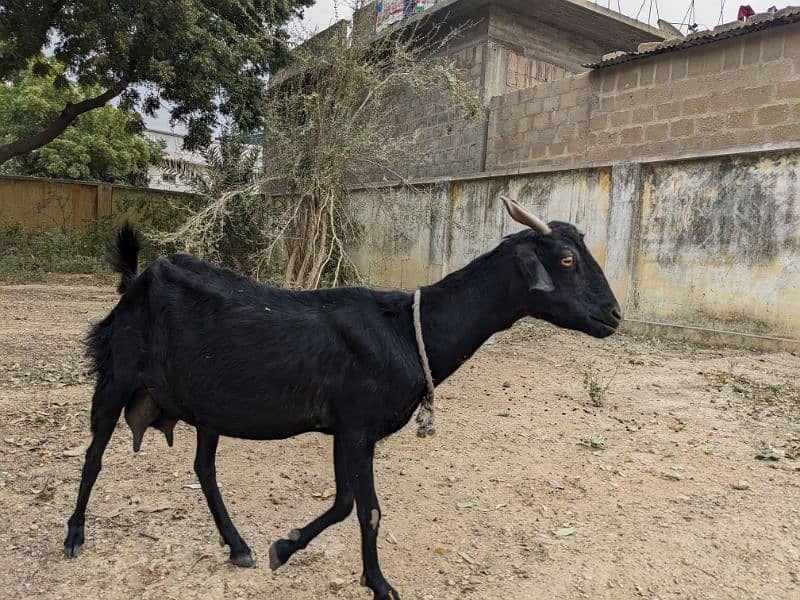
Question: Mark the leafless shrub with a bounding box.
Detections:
[161,21,482,288]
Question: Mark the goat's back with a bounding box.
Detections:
[88,254,425,439]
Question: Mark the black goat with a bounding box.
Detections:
[64,197,620,599]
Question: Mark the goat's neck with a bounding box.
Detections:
[420,253,524,385]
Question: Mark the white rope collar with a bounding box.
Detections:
[413,289,436,437]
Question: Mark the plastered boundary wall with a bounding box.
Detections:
[486,23,800,173]
[349,147,800,351]
[0,175,194,231]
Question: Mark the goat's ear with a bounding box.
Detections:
[514,246,555,292]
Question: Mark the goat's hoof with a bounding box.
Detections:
[63,526,84,558]
[268,538,293,571]
[373,586,401,600]
[229,551,255,568]
[364,576,400,600]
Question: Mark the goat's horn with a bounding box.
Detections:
[500,196,551,235]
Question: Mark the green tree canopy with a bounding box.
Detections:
[0,0,312,167]
[0,59,162,184]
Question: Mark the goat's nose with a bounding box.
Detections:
[610,306,622,321]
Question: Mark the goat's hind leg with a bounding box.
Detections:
[269,435,354,570]
[194,427,254,567]
[345,438,398,600]
[64,382,127,558]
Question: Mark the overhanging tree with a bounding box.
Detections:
[0,0,312,167]
[0,58,162,184]
[161,22,483,289]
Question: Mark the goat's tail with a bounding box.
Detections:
[108,222,140,294]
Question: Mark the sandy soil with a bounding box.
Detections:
[1,279,799,599]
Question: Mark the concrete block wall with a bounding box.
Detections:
[587,25,800,164]
[486,73,593,171]
[504,52,571,94]
[487,23,800,171]
[402,42,487,178]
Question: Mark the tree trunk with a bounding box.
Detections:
[0,82,128,167]
[281,190,336,290]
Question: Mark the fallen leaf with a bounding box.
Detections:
[456,501,474,509]
[321,487,335,499]
[182,483,202,490]
[385,531,397,544]
[457,551,476,564]
[190,552,213,569]
[138,504,172,513]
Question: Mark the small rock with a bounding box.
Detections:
[552,527,576,538]
[661,470,685,481]
[637,41,662,53]
[62,445,87,457]
[732,480,750,491]
[755,442,785,461]
[329,577,346,591]
[602,50,627,61]
[502,381,511,388]
[582,434,605,449]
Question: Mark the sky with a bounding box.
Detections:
[147,0,786,132]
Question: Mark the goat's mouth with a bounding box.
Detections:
[589,315,620,336]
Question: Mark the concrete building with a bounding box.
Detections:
[357,0,668,177]
[143,128,206,192]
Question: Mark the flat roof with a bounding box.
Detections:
[373,0,666,49]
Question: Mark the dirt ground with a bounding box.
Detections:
[1,278,799,600]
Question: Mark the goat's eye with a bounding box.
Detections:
[560,256,575,268]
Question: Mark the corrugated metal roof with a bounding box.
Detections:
[585,6,800,69]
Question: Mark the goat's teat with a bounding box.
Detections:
[124,389,175,452]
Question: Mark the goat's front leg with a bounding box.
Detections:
[269,435,354,570]
[194,427,253,567]
[344,439,399,600]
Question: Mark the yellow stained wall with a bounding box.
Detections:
[630,152,800,338]
[350,150,800,341]
[0,175,194,232]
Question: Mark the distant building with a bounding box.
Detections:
[143,128,205,192]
